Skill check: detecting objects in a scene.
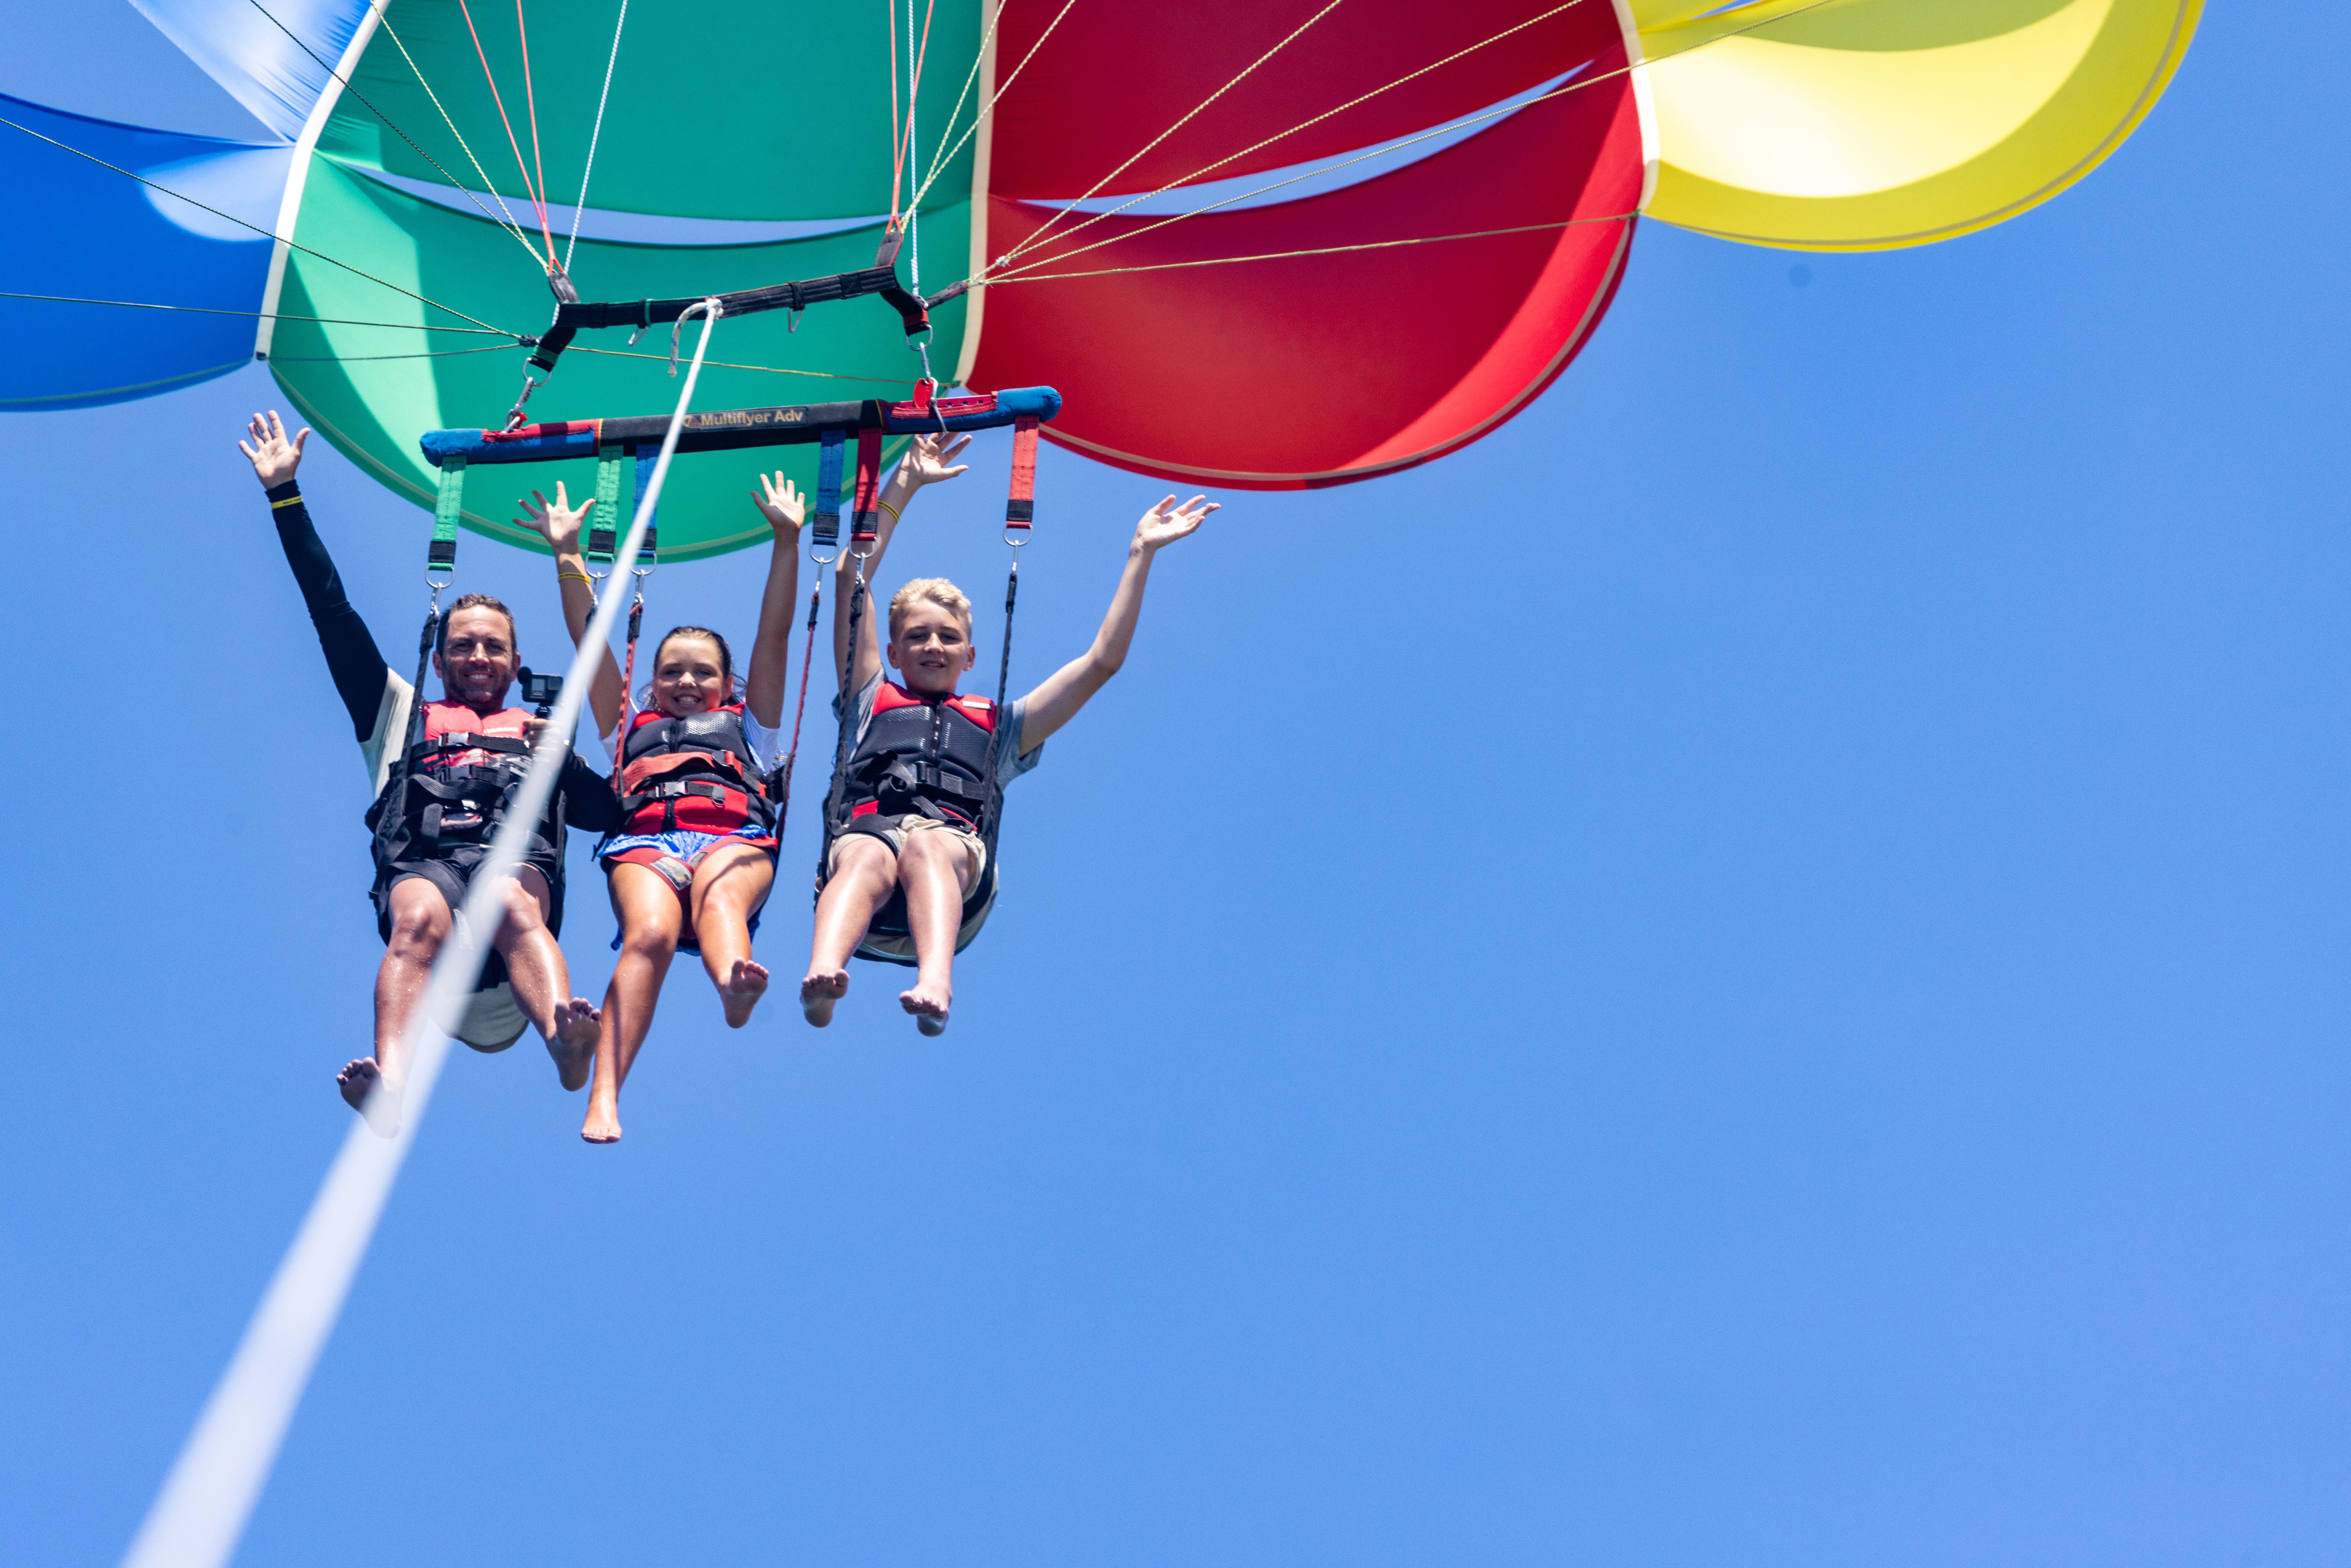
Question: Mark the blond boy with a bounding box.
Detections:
[801,470,1216,1032]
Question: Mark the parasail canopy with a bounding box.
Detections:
[2,0,2203,556]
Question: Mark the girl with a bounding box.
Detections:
[526,432,969,1141]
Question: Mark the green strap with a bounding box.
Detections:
[588,442,623,564]
[430,455,465,577]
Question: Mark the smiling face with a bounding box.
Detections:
[886,598,976,697]
[649,632,729,715]
[434,604,519,712]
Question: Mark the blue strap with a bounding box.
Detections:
[632,445,659,564]
[812,428,843,549]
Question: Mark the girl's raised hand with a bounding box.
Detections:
[900,431,972,488]
[518,482,594,553]
[753,470,806,533]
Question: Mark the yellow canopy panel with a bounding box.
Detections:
[1629,0,2202,251]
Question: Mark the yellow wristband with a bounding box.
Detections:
[557,570,593,585]
[269,493,304,509]
[876,497,903,523]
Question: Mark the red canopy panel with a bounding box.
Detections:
[968,67,1645,489]
[989,0,1631,198]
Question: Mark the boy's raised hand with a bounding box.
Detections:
[518,482,595,553]
[753,470,806,535]
[238,410,310,489]
[899,431,972,488]
[1133,493,1217,553]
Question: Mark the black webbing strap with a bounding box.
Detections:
[413,731,531,758]
[371,601,441,878]
[816,565,869,892]
[527,232,930,376]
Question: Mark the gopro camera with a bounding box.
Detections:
[519,667,563,716]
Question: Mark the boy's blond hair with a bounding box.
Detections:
[888,576,973,639]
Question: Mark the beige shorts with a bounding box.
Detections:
[826,814,988,889]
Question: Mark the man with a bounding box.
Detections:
[801,481,1217,1034]
[240,411,612,1134]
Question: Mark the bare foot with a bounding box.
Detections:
[547,999,600,1091]
[581,1098,621,1145]
[801,967,848,1026]
[900,983,950,1037]
[337,1058,401,1138]
[721,959,770,1028]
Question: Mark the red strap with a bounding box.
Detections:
[1005,415,1038,531]
[851,428,884,543]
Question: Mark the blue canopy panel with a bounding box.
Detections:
[0,92,288,412]
[130,0,371,142]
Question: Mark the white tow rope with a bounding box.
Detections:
[118,302,725,1568]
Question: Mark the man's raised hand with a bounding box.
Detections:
[238,410,310,489]
[753,470,806,535]
[899,431,973,488]
[1133,494,1217,554]
[519,482,595,554]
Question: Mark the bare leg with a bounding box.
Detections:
[355,877,453,1136]
[802,836,897,1026]
[487,865,602,1090]
[688,842,777,1028]
[896,829,976,1036]
[583,863,683,1144]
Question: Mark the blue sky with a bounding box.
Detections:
[4,7,2348,1567]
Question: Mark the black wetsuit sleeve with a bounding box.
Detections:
[559,753,622,833]
[268,480,391,741]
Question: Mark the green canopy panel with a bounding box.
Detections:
[269,157,970,560]
[323,0,982,222]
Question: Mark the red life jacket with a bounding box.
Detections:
[617,701,778,837]
[843,680,996,829]
[413,699,533,772]
[368,698,542,857]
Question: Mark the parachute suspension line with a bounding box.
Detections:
[245,0,547,268]
[776,581,823,835]
[909,0,1076,214]
[455,0,552,248]
[990,0,1351,273]
[373,1,547,261]
[915,0,1006,197]
[0,292,514,335]
[114,300,724,1568]
[815,427,885,880]
[264,344,522,363]
[988,0,1601,274]
[612,592,644,775]
[981,0,1815,285]
[512,0,559,266]
[984,80,1636,282]
[886,0,902,221]
[980,213,1637,286]
[784,427,845,838]
[0,113,516,337]
[566,0,630,273]
[905,0,935,291]
[885,0,937,231]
